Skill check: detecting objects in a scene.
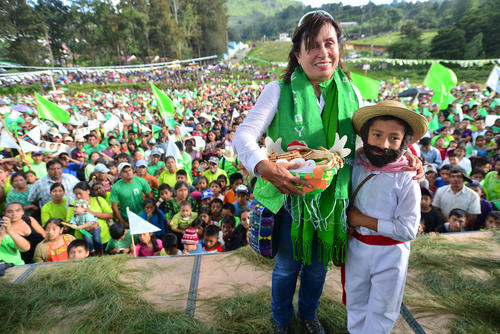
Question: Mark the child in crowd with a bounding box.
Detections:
[435,164,451,188]
[425,170,437,193]
[69,199,102,254]
[140,198,167,238]
[346,100,427,334]
[25,170,38,185]
[232,184,251,216]
[182,227,202,254]
[198,206,213,225]
[209,180,224,200]
[191,218,205,240]
[420,188,442,233]
[34,218,75,262]
[223,172,243,204]
[209,199,223,223]
[195,176,209,193]
[466,181,494,230]
[225,208,251,251]
[106,223,134,255]
[68,239,90,259]
[217,174,228,194]
[203,225,224,253]
[157,184,173,213]
[159,233,182,256]
[221,215,236,247]
[200,189,214,207]
[470,168,486,182]
[484,211,499,229]
[170,200,198,234]
[135,232,163,257]
[437,208,467,233]
[221,203,241,226]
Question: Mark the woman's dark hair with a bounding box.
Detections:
[45,218,64,228]
[4,201,24,211]
[138,233,160,252]
[191,217,205,228]
[196,176,209,186]
[74,181,91,192]
[174,181,189,191]
[359,115,414,150]
[283,11,348,83]
[158,183,172,194]
[143,198,160,216]
[109,222,125,240]
[50,182,65,192]
[10,172,27,185]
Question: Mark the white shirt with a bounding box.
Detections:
[442,157,471,173]
[352,153,421,242]
[432,184,481,217]
[232,80,363,175]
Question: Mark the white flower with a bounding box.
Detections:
[265,137,285,155]
[329,133,351,158]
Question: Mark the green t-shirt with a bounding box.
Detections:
[105,230,137,252]
[0,234,24,265]
[170,212,198,230]
[481,171,500,202]
[110,177,152,221]
[24,162,47,178]
[41,199,67,226]
[67,196,113,244]
[147,161,165,177]
[181,152,192,177]
[158,169,192,188]
[83,143,107,157]
[202,168,228,185]
[219,157,239,177]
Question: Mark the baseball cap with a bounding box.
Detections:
[235,184,249,195]
[75,137,85,143]
[118,162,132,174]
[151,148,162,156]
[148,138,156,145]
[208,156,219,165]
[94,163,110,173]
[450,167,472,183]
[32,151,43,156]
[136,160,148,168]
[201,189,214,200]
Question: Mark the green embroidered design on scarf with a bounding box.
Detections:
[253,66,358,267]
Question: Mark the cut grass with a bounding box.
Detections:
[233,246,275,270]
[0,255,208,334]
[408,234,500,333]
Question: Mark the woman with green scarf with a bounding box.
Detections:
[233,11,358,334]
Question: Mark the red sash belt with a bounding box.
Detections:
[353,230,404,245]
[341,231,405,306]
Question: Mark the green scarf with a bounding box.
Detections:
[253,67,358,267]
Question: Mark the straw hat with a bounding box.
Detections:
[222,146,237,162]
[352,100,428,144]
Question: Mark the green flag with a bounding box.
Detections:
[351,72,380,100]
[428,114,440,132]
[35,93,70,123]
[150,82,175,120]
[423,62,457,109]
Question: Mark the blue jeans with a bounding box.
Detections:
[271,208,328,327]
[83,226,102,252]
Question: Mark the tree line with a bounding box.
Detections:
[232,0,500,60]
[0,0,227,67]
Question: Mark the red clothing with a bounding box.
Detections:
[47,234,72,262]
[203,244,224,253]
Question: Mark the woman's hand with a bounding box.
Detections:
[255,160,311,196]
[403,151,425,182]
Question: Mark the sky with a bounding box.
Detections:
[298,0,422,7]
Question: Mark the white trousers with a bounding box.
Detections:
[345,237,410,334]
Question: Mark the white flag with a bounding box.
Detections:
[127,208,161,235]
[165,137,183,167]
[103,115,120,134]
[0,129,20,149]
[486,65,500,94]
[55,121,70,134]
[19,139,41,153]
[87,120,100,130]
[26,126,41,143]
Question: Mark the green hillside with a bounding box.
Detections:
[226,0,301,28]
[353,30,438,46]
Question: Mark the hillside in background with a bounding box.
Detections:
[226,0,301,36]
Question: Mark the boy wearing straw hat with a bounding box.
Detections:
[344,100,428,334]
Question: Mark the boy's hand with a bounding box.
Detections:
[347,206,362,228]
[403,151,425,182]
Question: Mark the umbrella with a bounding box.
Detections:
[398,88,430,98]
[11,104,32,113]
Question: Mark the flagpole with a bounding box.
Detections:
[127,207,137,257]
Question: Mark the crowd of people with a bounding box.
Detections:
[0,63,498,269]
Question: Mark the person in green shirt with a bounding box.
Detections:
[219,146,240,177]
[24,151,47,178]
[110,163,152,226]
[147,149,165,177]
[158,156,192,187]
[203,156,228,185]
[105,221,137,254]
[41,183,67,226]
[0,215,31,265]
[83,134,107,158]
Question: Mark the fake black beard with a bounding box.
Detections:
[363,143,404,167]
